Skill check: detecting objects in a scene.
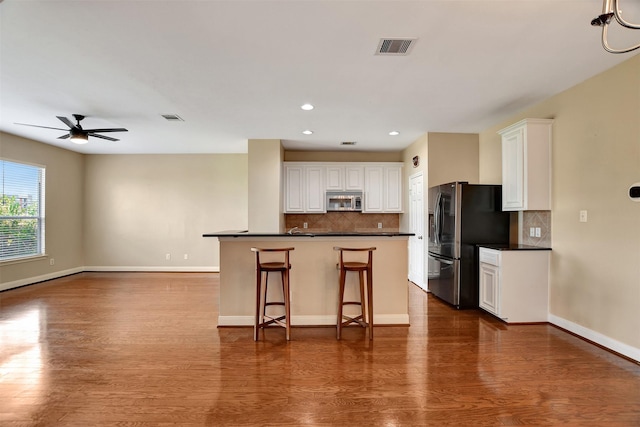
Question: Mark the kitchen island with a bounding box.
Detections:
[203,231,412,327]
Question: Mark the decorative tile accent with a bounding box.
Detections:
[521,210,551,247]
[285,212,399,232]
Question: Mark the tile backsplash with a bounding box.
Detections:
[285,212,399,232]
[521,210,551,247]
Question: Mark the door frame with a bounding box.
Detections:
[408,171,426,290]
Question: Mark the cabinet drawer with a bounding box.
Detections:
[479,248,501,266]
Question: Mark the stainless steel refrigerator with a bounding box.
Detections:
[428,182,510,308]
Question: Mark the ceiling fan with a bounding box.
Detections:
[15,114,128,144]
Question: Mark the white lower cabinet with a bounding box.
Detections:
[479,247,550,323]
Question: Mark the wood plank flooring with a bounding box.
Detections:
[1,272,639,426]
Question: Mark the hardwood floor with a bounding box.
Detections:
[1,272,639,426]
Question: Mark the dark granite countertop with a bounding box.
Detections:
[203,230,414,238]
[478,244,552,251]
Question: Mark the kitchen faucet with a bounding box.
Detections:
[287,226,300,235]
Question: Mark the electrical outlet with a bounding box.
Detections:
[579,210,588,223]
[49,258,55,266]
[530,227,535,237]
[303,222,308,229]
[535,227,541,238]
[184,254,188,260]
[165,253,171,260]
[378,223,383,229]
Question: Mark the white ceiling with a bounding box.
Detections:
[1,0,639,155]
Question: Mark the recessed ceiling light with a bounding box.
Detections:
[302,130,313,135]
[301,104,314,111]
[389,131,400,136]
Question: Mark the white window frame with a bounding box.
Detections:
[0,159,46,262]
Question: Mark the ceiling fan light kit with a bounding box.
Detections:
[69,129,89,144]
[591,0,640,53]
[14,113,128,144]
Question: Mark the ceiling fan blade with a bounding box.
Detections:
[58,134,71,140]
[57,116,76,129]
[89,133,119,142]
[14,123,69,131]
[83,128,128,133]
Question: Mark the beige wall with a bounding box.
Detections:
[84,154,248,270]
[479,54,640,352]
[0,132,85,288]
[400,132,479,232]
[401,134,428,232]
[248,139,283,232]
[427,133,479,187]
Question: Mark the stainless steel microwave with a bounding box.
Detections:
[326,191,363,211]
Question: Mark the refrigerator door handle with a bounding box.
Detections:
[434,192,442,245]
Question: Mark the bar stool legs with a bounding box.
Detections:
[252,247,294,341]
[334,247,376,340]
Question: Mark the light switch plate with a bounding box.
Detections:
[530,227,535,237]
[579,210,588,222]
[535,227,541,237]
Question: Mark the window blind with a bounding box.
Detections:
[0,160,46,261]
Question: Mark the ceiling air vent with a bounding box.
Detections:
[161,114,184,122]
[341,141,357,146]
[376,38,416,55]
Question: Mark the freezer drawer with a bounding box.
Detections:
[427,253,460,306]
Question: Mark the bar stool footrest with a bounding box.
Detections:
[341,314,368,328]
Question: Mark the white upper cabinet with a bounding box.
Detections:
[384,164,403,212]
[326,165,364,191]
[344,166,364,190]
[364,165,384,212]
[284,164,305,212]
[363,163,403,213]
[305,165,325,212]
[499,118,553,211]
[325,166,344,191]
[283,163,325,213]
[284,162,401,213]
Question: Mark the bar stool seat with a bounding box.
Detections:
[251,247,294,341]
[334,246,376,340]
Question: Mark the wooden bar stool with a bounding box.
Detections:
[334,246,376,340]
[251,247,294,341]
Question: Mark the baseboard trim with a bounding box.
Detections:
[1,266,220,292]
[83,266,220,273]
[218,313,410,327]
[549,313,640,363]
[0,267,84,292]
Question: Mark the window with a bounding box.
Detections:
[0,160,46,261]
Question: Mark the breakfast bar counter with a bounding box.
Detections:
[203,231,412,327]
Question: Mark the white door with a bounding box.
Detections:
[408,172,426,290]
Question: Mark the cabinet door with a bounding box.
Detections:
[344,166,364,190]
[326,166,344,191]
[305,166,325,212]
[284,165,304,213]
[384,165,403,212]
[501,127,525,211]
[479,262,500,316]
[364,166,384,212]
